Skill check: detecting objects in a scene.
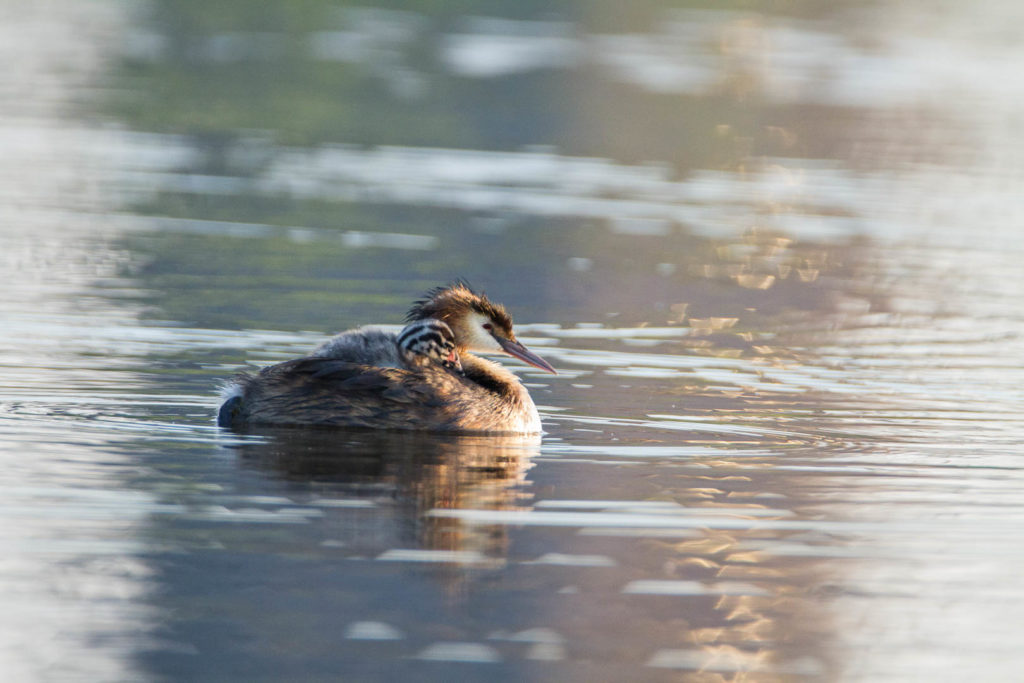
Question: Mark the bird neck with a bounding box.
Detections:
[459,352,526,401]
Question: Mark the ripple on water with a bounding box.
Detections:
[3,1,1024,680]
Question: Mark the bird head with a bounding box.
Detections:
[397,319,463,373]
[406,282,556,374]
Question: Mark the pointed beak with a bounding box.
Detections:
[496,337,557,374]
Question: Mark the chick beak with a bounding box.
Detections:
[496,337,557,374]
[447,349,463,373]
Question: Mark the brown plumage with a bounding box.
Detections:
[407,282,514,336]
[217,283,556,433]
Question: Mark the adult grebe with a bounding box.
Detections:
[217,283,556,433]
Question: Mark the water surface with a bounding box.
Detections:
[2,1,1023,681]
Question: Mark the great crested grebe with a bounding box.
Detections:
[217,283,556,433]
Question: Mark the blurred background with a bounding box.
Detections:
[2,0,1023,680]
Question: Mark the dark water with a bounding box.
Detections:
[2,1,1024,680]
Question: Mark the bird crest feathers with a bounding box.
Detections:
[405,280,514,337]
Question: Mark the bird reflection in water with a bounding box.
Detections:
[226,428,539,561]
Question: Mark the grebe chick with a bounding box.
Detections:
[307,318,461,371]
[217,283,556,433]
[395,319,463,373]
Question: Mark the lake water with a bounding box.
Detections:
[2,1,1023,681]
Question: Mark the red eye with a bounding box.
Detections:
[483,323,493,330]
